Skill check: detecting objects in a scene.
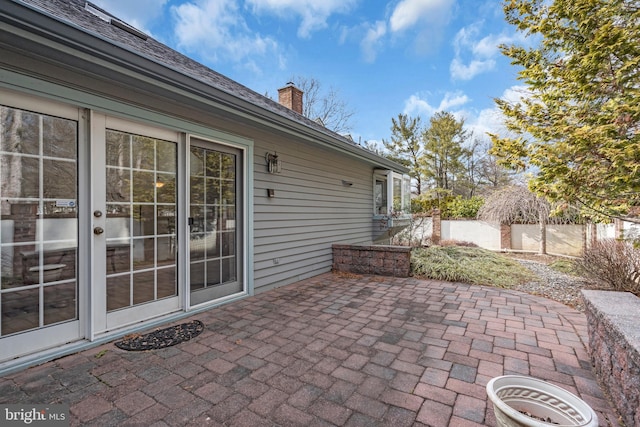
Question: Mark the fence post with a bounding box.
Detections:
[614,218,624,239]
[432,209,441,245]
[500,223,512,251]
[582,222,589,254]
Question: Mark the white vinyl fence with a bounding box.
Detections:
[397,215,630,257]
[511,224,583,256]
[441,220,501,250]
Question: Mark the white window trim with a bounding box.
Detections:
[373,170,411,217]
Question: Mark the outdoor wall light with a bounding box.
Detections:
[265,152,282,174]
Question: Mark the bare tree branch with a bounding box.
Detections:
[290,76,356,134]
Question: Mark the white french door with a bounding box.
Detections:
[188,138,243,306]
[91,115,180,334]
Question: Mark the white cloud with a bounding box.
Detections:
[387,0,456,56]
[461,85,531,141]
[389,0,455,33]
[450,22,526,81]
[360,21,387,63]
[172,0,279,72]
[245,0,357,38]
[404,95,437,117]
[339,0,455,63]
[439,91,470,111]
[450,57,496,80]
[403,91,470,117]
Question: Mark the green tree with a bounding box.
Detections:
[491,0,640,219]
[422,111,469,194]
[383,114,424,194]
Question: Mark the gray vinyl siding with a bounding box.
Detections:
[252,132,376,292]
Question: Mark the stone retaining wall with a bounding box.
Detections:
[332,244,411,277]
[582,290,640,427]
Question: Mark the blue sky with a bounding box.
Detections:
[93,0,527,147]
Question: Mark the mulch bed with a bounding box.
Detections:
[114,320,204,351]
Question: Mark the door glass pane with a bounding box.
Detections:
[157,267,176,298]
[157,140,176,172]
[44,159,76,199]
[132,270,154,304]
[132,171,155,203]
[106,275,129,311]
[44,282,76,325]
[0,105,78,336]
[105,130,177,312]
[106,169,130,202]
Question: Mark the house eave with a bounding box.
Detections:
[1,0,407,174]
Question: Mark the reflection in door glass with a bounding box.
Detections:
[0,105,78,336]
[105,130,177,312]
[189,145,240,304]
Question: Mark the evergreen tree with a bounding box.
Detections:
[382,114,424,194]
[491,0,640,219]
[422,111,469,194]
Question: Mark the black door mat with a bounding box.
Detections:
[114,320,204,351]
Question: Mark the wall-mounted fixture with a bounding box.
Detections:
[341,180,353,187]
[267,188,275,198]
[265,152,282,174]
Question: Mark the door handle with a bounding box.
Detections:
[94,227,104,235]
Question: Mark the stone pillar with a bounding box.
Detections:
[500,223,511,250]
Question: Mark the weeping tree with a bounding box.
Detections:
[478,185,551,254]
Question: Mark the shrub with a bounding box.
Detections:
[442,196,485,219]
[439,239,478,248]
[549,258,579,275]
[576,239,640,295]
[411,190,454,214]
[411,246,534,287]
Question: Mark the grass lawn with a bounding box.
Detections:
[411,246,536,288]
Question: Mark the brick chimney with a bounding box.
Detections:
[278,82,303,115]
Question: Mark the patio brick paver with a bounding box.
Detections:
[0,273,622,426]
